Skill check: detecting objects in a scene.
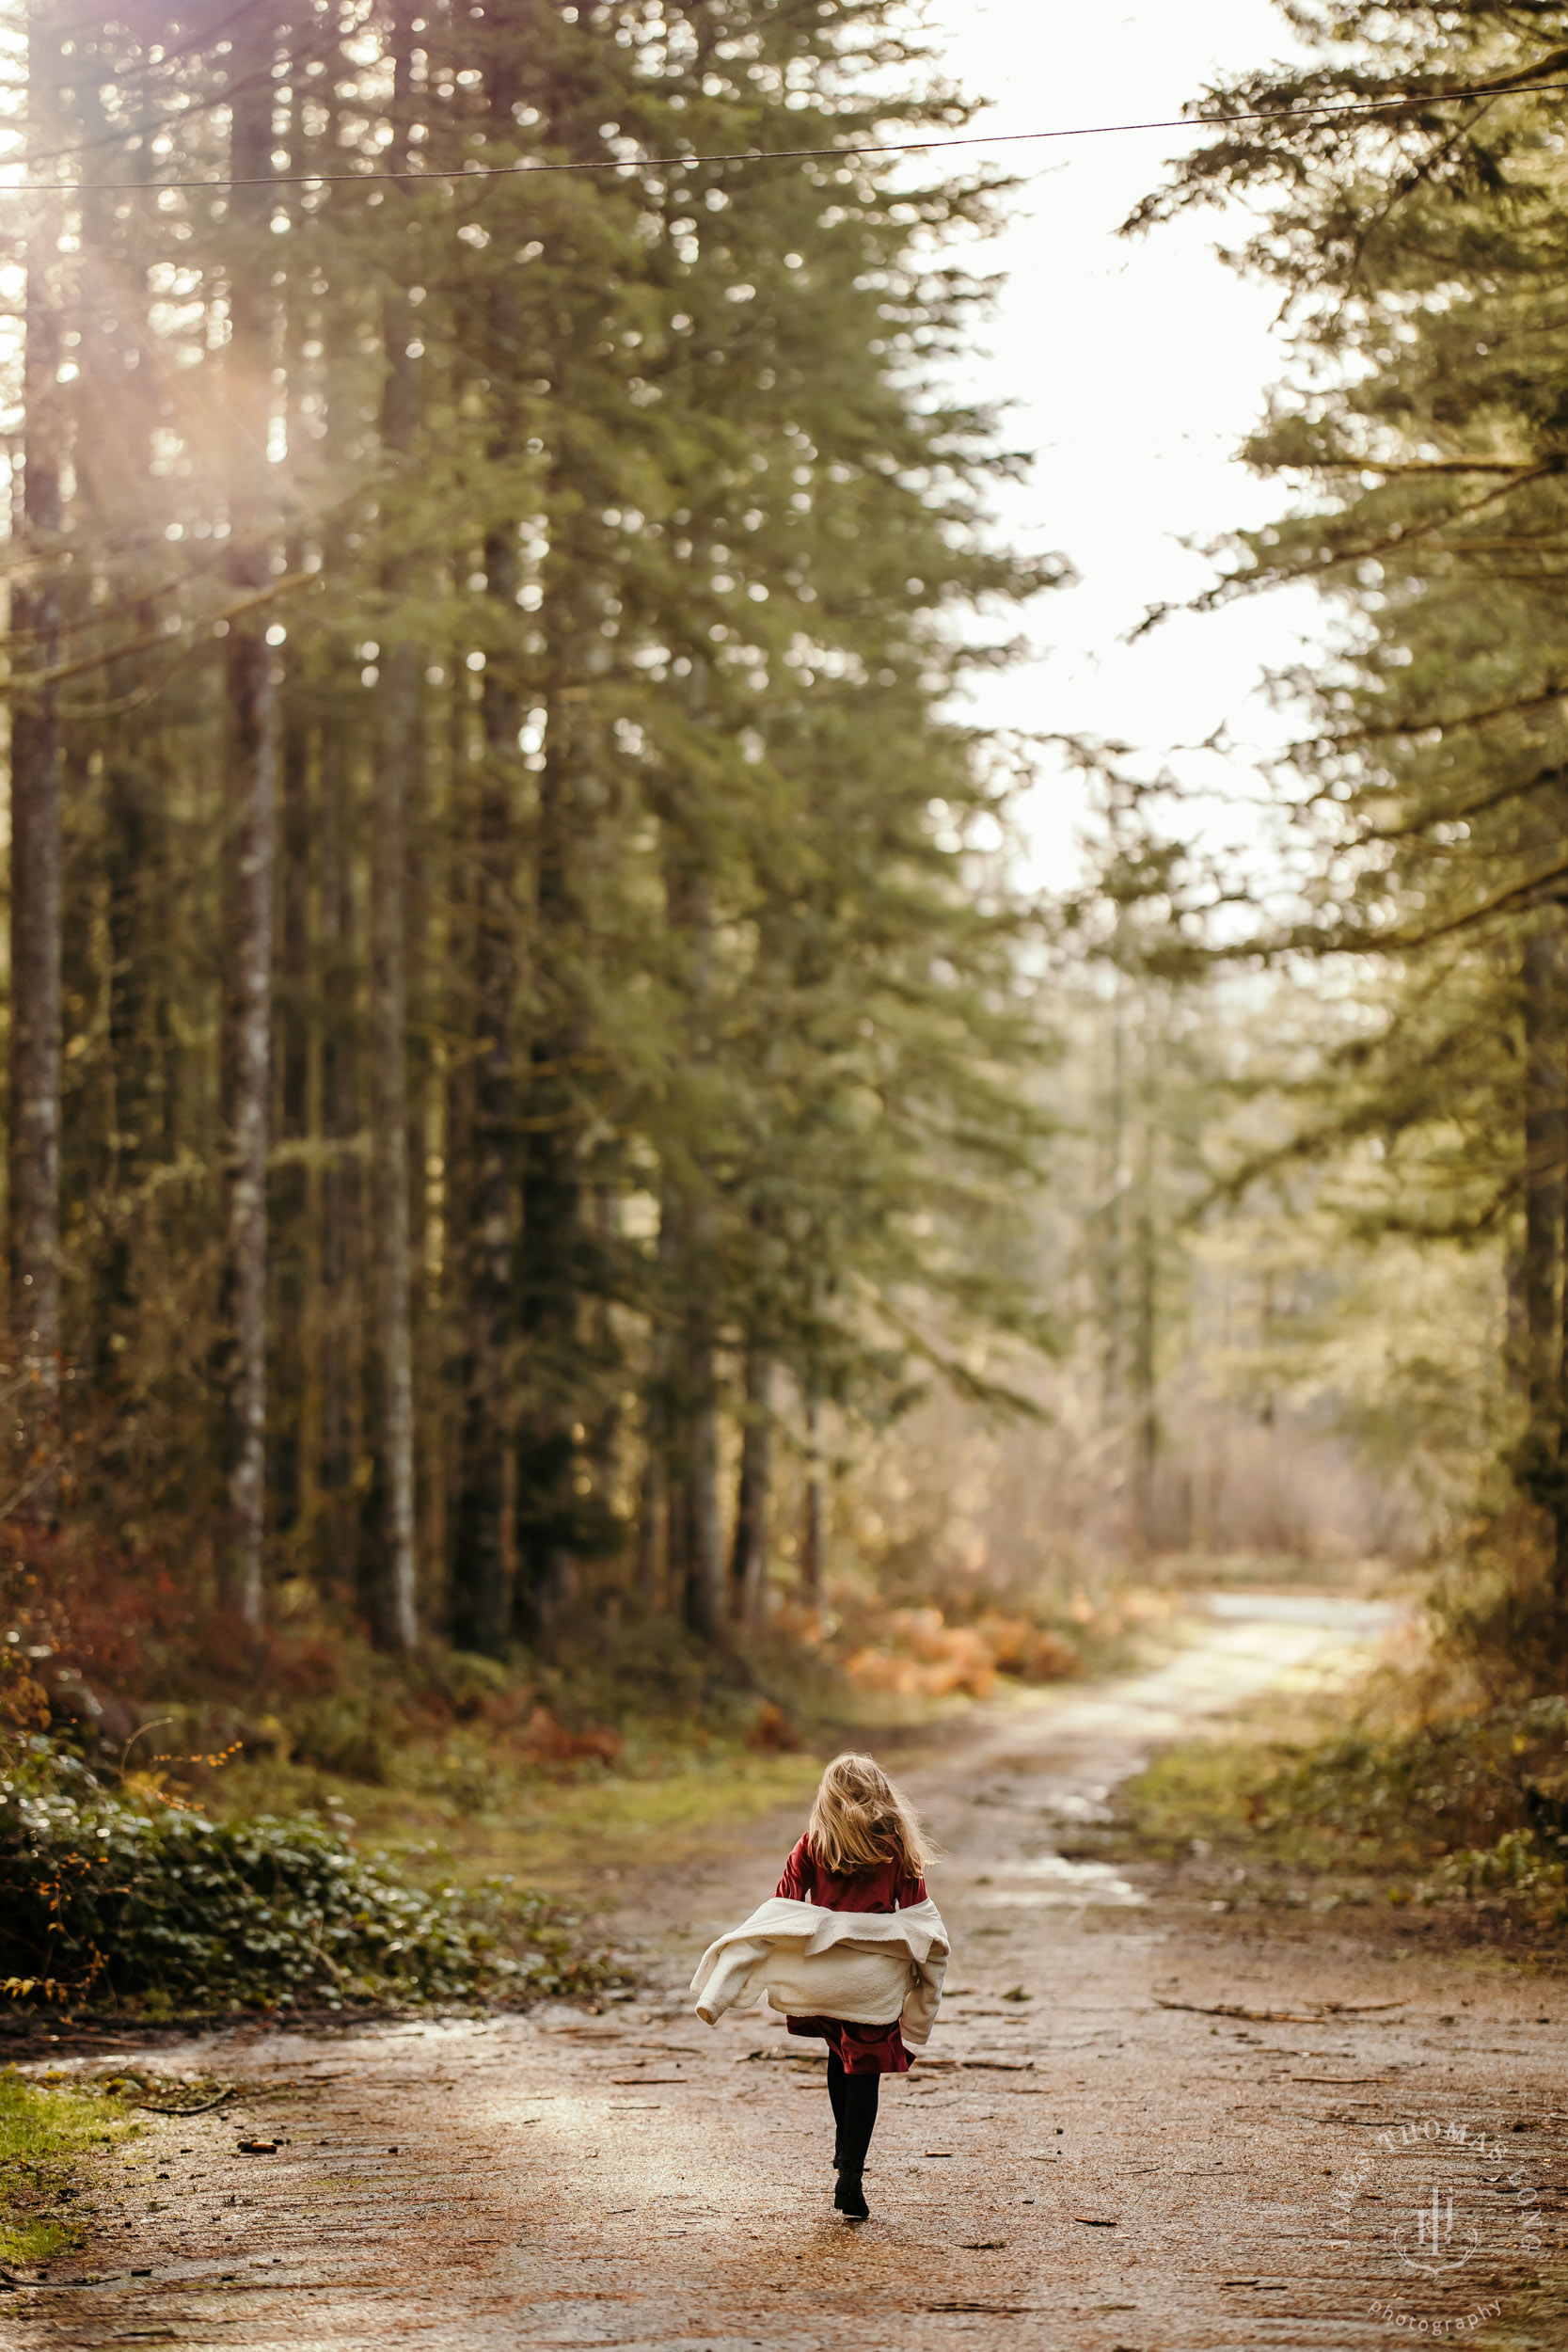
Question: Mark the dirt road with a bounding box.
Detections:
[9,1594,1566,2352]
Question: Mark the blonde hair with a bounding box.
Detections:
[807,1752,927,1879]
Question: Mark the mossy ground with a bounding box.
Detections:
[0,2069,139,2265]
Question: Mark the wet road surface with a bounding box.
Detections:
[9,1593,1565,2352]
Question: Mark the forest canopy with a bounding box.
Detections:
[0,0,1065,1662]
[8,0,1568,1729]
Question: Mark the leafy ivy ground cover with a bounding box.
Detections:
[1,1745,626,2013]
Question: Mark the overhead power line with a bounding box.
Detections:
[4,74,1567,196]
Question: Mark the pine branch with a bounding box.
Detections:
[2,570,317,699]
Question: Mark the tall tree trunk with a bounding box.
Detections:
[1100,976,1127,1423]
[451,434,521,1657]
[76,40,158,1429]
[452,27,536,1654]
[661,838,724,1642]
[684,1359,723,1638]
[100,700,157,1375]
[316,711,360,1591]
[1521,926,1565,1424]
[730,1345,772,1632]
[273,684,310,1549]
[368,691,420,1650]
[635,1451,665,1606]
[217,14,280,1625]
[635,1195,683,1610]
[1132,1101,1159,1552]
[270,78,329,1561]
[451,965,515,1657]
[515,616,591,1631]
[363,2,420,1654]
[451,736,517,1656]
[8,62,66,1520]
[800,1385,826,1611]
[1519,919,1568,1592]
[7,270,63,1486]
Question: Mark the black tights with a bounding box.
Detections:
[826,2053,880,2173]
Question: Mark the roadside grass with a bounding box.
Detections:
[0,2070,138,2265]
[1110,1677,1408,1888]
[1116,1732,1395,1873]
[214,1740,828,1902]
[1112,1677,1568,1933]
[1,1773,637,2021]
[1479,2263,1568,2352]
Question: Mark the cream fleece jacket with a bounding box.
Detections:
[690,1895,949,2046]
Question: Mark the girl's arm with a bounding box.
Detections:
[775,1835,813,1901]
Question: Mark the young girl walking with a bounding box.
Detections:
[692,1754,948,2220]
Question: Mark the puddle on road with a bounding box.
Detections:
[1045,1789,1111,1821]
[974,1856,1145,1908]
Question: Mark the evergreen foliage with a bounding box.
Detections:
[1130,0,1568,1596]
[0,0,1060,1655]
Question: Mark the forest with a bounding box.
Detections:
[4,0,1568,2016]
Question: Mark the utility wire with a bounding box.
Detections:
[2,76,1566,196]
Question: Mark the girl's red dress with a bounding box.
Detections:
[775,1833,927,2075]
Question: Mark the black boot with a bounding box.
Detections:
[833,2166,869,2220]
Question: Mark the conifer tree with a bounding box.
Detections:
[218,7,283,1628]
[367,0,421,1653]
[8,0,67,1519]
[0,0,1059,1653]
[1133,0,1568,1584]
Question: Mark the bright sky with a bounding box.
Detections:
[915,0,1328,886]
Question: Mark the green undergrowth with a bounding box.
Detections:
[0,2069,139,2266]
[1117,1691,1568,1931]
[0,1747,630,2018]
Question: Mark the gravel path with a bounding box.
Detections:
[8,1595,1566,2352]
